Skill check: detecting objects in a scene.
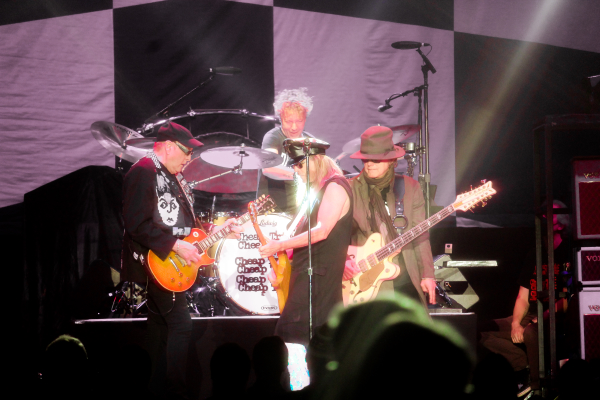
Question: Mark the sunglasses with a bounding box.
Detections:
[361,158,395,164]
[291,159,306,169]
[173,141,193,156]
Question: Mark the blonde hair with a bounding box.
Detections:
[309,154,343,190]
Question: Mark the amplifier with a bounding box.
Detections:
[579,288,600,360]
[577,247,600,285]
[573,158,600,239]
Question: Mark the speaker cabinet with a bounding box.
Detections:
[573,158,600,239]
[579,288,600,360]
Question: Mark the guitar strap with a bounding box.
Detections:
[284,190,319,239]
[392,174,407,235]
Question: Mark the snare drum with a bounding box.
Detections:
[214,213,291,315]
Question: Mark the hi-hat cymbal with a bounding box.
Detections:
[341,124,421,155]
[91,121,149,163]
[199,145,283,170]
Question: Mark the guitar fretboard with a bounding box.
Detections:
[191,197,274,252]
[194,213,251,252]
[358,204,456,272]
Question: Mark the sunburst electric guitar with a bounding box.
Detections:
[342,181,496,305]
[147,195,276,292]
[248,202,291,312]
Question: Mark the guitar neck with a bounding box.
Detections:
[373,204,456,262]
[196,212,252,252]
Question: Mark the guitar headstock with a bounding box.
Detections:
[248,195,277,224]
[453,180,496,212]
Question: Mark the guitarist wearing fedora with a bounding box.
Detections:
[343,126,436,307]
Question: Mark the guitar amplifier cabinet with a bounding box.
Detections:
[579,288,600,360]
[577,247,600,285]
[573,158,600,239]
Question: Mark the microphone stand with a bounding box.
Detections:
[139,74,216,134]
[303,138,314,341]
[381,86,425,109]
[416,47,436,218]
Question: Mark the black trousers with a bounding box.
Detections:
[479,314,541,389]
[146,281,192,400]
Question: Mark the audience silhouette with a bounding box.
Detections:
[246,336,289,399]
[207,342,250,400]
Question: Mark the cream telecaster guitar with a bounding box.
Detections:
[342,181,496,305]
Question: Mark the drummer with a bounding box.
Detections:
[257,87,316,214]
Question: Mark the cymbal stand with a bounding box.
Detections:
[187,165,242,188]
[188,143,248,187]
[140,75,215,133]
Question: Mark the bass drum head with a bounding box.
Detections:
[214,213,291,315]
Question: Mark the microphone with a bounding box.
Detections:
[209,67,242,75]
[391,41,430,50]
[378,103,393,112]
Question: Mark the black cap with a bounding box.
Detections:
[283,138,330,164]
[157,122,203,149]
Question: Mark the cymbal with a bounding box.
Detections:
[390,124,420,142]
[341,124,421,155]
[124,137,157,150]
[91,121,149,163]
[199,145,283,170]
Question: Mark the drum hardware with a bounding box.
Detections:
[110,281,147,317]
[399,142,417,178]
[183,145,282,190]
[141,109,277,135]
[186,277,229,317]
[139,66,244,133]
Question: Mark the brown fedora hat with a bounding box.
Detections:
[350,126,405,160]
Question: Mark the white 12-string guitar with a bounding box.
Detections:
[342,181,496,305]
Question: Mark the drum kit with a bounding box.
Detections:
[92,112,421,317]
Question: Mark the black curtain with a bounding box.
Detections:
[23,166,123,352]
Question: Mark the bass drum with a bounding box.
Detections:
[214,213,292,315]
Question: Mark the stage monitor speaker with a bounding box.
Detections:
[579,288,600,360]
[573,157,600,239]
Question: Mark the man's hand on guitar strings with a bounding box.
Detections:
[343,256,360,281]
[174,239,200,265]
[214,217,244,239]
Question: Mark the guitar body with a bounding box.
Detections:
[269,251,292,312]
[340,181,497,307]
[147,228,215,292]
[342,232,401,306]
[248,201,291,312]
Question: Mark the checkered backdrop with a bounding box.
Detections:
[2,0,600,226]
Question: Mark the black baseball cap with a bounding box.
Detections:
[157,122,203,149]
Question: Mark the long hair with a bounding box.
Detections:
[309,154,343,190]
